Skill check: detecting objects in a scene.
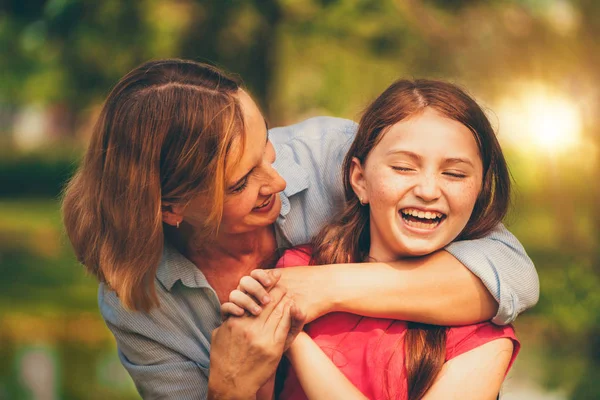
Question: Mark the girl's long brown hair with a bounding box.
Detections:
[311,79,511,399]
[62,59,244,311]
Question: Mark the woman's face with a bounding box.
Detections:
[351,108,483,262]
[217,90,286,235]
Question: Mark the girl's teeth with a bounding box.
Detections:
[404,218,440,230]
[402,208,444,220]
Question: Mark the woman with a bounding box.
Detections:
[272,79,519,399]
[61,59,537,399]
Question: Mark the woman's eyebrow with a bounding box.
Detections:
[264,118,269,145]
[229,168,253,190]
[229,120,270,190]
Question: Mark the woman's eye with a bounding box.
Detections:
[230,178,248,194]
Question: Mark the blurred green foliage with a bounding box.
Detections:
[0,152,79,198]
[0,0,598,399]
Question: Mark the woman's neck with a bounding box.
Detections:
[189,225,276,259]
[183,225,279,303]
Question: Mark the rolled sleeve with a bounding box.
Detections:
[445,223,540,325]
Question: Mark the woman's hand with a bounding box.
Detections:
[221,269,282,318]
[209,285,296,398]
[221,267,332,323]
[221,270,306,351]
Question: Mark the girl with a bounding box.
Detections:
[225,79,520,399]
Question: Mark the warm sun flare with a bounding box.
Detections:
[496,84,583,154]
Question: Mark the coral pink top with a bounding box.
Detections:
[277,246,520,400]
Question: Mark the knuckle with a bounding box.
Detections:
[240,276,254,288]
[242,326,257,342]
[270,285,287,300]
[272,303,285,317]
[229,289,241,302]
[253,268,266,279]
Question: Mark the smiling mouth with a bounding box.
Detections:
[254,195,273,210]
[400,208,447,230]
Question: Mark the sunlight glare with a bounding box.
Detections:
[497,84,583,154]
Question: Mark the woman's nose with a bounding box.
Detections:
[259,163,286,196]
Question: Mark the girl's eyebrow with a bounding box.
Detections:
[386,150,475,168]
[443,157,475,168]
[386,149,421,161]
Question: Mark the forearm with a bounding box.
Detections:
[320,250,497,326]
[287,333,367,400]
[445,223,539,324]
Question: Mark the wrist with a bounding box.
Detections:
[286,332,310,359]
[208,372,257,400]
[316,265,341,316]
[319,264,352,314]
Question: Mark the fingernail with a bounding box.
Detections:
[253,306,262,314]
[262,295,270,304]
[264,279,272,286]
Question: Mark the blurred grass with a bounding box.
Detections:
[0,199,97,315]
[0,198,139,399]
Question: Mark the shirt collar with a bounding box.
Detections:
[272,143,310,216]
[156,242,212,292]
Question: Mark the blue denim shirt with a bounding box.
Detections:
[99,116,539,399]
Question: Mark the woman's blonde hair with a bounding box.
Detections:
[62,59,244,311]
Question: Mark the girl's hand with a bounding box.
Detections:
[221,266,332,324]
[221,272,307,351]
[221,269,282,318]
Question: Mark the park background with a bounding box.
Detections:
[0,0,598,399]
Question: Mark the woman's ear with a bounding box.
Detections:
[349,157,369,205]
[161,203,186,227]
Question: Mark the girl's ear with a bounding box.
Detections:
[161,203,186,227]
[349,157,369,205]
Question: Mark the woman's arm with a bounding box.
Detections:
[286,332,367,400]
[229,250,499,327]
[422,338,514,399]
[227,227,537,327]
[278,249,498,326]
[279,224,538,326]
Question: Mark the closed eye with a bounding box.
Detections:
[230,177,249,194]
[391,166,415,172]
[443,172,467,178]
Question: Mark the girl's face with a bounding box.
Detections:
[350,108,483,262]
[183,90,286,235]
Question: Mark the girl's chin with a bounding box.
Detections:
[395,236,449,257]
